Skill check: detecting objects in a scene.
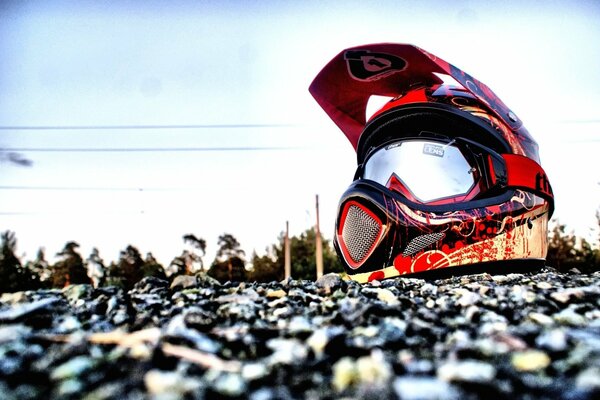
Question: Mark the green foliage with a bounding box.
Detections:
[0,231,35,293]
[108,245,166,290]
[208,233,247,283]
[248,227,343,282]
[51,241,90,288]
[208,256,247,283]
[248,250,282,283]
[546,219,600,273]
[25,248,51,289]
[167,234,207,278]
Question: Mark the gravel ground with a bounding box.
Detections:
[0,268,599,399]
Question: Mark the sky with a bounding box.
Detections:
[1,0,599,267]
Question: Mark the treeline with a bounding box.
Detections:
[0,228,343,293]
[546,216,600,274]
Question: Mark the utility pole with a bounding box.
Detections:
[284,221,291,280]
[315,194,324,279]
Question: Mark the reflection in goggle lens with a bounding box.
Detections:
[363,140,476,203]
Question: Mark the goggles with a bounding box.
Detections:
[357,136,554,211]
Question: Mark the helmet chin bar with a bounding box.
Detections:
[334,181,550,283]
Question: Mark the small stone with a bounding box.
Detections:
[316,273,345,294]
[51,356,94,380]
[437,360,496,383]
[62,284,92,302]
[242,363,269,381]
[212,372,247,397]
[356,350,392,386]
[266,289,286,298]
[145,369,200,396]
[170,275,198,291]
[535,329,568,352]
[536,282,553,290]
[550,288,585,304]
[332,357,357,391]
[554,307,587,326]
[287,316,312,334]
[528,312,554,326]
[454,289,480,307]
[195,273,221,287]
[0,324,31,344]
[393,377,460,400]
[0,298,60,323]
[576,367,600,389]
[267,338,308,365]
[272,307,289,318]
[376,288,399,306]
[511,350,551,372]
[56,379,84,396]
[57,316,82,333]
[307,327,344,358]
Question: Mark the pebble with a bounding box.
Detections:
[554,307,587,326]
[511,350,551,372]
[536,329,568,352]
[50,356,94,380]
[332,357,358,391]
[211,372,247,397]
[375,288,400,306]
[393,377,460,400]
[437,360,496,383]
[169,275,197,291]
[144,369,201,397]
[0,298,60,322]
[265,289,286,298]
[575,367,600,389]
[315,273,345,294]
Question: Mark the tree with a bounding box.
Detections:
[142,252,166,280]
[209,233,246,282]
[51,241,90,287]
[248,250,282,282]
[248,227,343,282]
[113,245,145,289]
[86,248,106,288]
[25,248,51,289]
[546,220,600,273]
[167,234,207,278]
[0,231,33,292]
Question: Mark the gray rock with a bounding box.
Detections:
[315,273,345,294]
[62,284,92,303]
[170,275,198,291]
[394,377,461,400]
[437,360,496,383]
[0,298,60,323]
[536,329,568,352]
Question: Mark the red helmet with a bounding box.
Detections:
[310,44,554,283]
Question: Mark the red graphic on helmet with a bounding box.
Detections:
[310,43,554,283]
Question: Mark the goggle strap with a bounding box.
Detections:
[501,154,554,214]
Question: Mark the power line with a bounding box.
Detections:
[0,146,303,153]
[0,123,297,131]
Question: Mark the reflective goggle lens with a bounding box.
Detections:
[363,140,476,203]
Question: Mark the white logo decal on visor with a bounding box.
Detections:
[422,143,445,157]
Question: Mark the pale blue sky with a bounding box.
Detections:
[1,0,599,265]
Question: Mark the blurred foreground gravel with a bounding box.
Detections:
[0,268,599,399]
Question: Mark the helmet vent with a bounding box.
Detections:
[340,203,382,266]
[402,232,445,256]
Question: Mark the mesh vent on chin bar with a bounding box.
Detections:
[341,203,382,265]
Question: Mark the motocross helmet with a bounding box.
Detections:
[310,44,554,283]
